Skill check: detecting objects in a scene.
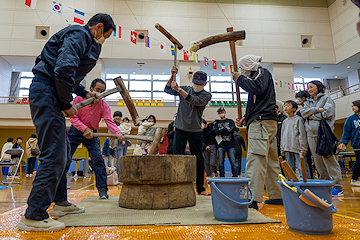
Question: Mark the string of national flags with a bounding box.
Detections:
[274,80,303,91]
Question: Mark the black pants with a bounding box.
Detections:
[236,152,242,175]
[26,157,36,174]
[25,80,70,220]
[353,150,360,180]
[305,148,314,179]
[173,128,205,194]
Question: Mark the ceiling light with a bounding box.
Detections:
[218,74,221,76]
[162,73,164,74]
[335,76,338,78]
[347,66,350,69]
[300,75,302,77]
[133,72,135,74]
[12,69,15,71]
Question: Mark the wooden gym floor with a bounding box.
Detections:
[0,173,360,239]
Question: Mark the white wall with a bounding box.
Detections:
[328,0,360,63]
[347,69,360,86]
[0,56,12,103]
[0,0,337,64]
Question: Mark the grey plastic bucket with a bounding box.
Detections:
[277,179,337,235]
[208,177,253,222]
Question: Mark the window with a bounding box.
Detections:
[153,75,171,80]
[129,81,151,91]
[293,77,321,92]
[18,72,34,98]
[153,81,166,91]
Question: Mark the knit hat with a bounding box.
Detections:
[192,71,207,85]
[237,54,262,71]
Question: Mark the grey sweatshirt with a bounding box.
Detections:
[299,93,335,137]
[164,85,212,132]
[280,115,308,154]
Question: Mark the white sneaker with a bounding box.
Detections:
[51,203,85,217]
[351,179,360,186]
[26,174,29,177]
[18,216,65,231]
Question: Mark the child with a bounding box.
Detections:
[102,138,112,168]
[137,115,155,155]
[118,117,132,135]
[8,136,23,178]
[281,100,311,178]
[339,100,360,186]
[117,117,132,155]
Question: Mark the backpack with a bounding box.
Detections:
[316,113,338,158]
[29,142,40,157]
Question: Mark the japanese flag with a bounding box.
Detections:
[159,42,166,53]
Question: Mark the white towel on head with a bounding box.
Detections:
[237,54,262,72]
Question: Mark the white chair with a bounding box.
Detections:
[0,149,24,185]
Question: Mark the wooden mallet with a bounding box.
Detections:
[155,23,183,82]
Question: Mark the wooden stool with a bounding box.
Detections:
[118,155,196,209]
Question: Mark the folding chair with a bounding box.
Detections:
[0,149,24,185]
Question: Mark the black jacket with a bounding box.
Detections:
[32,25,101,110]
[236,67,278,129]
[233,132,246,155]
[213,119,236,149]
[166,121,175,154]
[202,122,217,150]
[276,113,287,149]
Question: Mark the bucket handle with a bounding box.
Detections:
[295,186,337,214]
[210,182,254,206]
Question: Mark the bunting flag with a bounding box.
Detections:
[25,0,37,9]
[51,1,63,16]
[171,45,175,56]
[145,36,150,48]
[275,80,278,86]
[228,65,232,74]
[280,81,282,87]
[183,50,189,61]
[113,25,121,38]
[292,84,294,90]
[130,31,137,44]
[212,60,217,70]
[288,82,291,89]
[283,82,287,88]
[221,63,225,72]
[296,85,298,90]
[74,9,85,25]
[193,53,198,63]
[204,57,209,67]
[159,42,166,53]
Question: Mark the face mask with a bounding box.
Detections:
[192,84,204,92]
[173,117,176,121]
[94,29,105,45]
[295,99,302,105]
[218,113,225,118]
[201,123,206,129]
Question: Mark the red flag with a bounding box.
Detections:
[183,50,189,61]
[25,0,37,9]
[204,57,209,67]
[212,60,217,70]
[130,31,137,44]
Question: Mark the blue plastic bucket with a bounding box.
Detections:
[277,179,337,235]
[208,177,253,222]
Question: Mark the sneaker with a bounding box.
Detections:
[18,216,65,231]
[249,201,258,210]
[99,188,109,199]
[351,179,360,186]
[51,203,85,217]
[26,174,30,177]
[264,199,283,205]
[331,187,344,197]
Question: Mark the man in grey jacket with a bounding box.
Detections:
[164,66,212,196]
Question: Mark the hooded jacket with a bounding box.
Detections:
[299,93,335,137]
[236,67,278,129]
[340,114,360,149]
[26,138,40,158]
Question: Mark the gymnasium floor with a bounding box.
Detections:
[0,173,359,239]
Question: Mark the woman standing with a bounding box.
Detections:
[25,134,40,177]
[300,81,343,197]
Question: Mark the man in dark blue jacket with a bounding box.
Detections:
[232,54,282,210]
[19,14,121,232]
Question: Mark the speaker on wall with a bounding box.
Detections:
[36,26,50,40]
[301,35,313,48]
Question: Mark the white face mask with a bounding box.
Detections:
[192,84,204,92]
[94,29,105,45]
[295,99,302,105]
[218,113,225,118]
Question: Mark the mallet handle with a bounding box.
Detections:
[92,133,154,142]
[61,87,119,118]
[173,44,177,82]
[155,23,183,50]
[227,27,242,120]
[281,160,299,182]
[300,156,307,182]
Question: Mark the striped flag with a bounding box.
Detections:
[145,36,150,48]
[171,45,175,56]
[212,60,217,70]
[228,65,232,73]
[25,0,37,9]
[221,63,225,72]
[113,25,121,38]
[74,9,85,25]
[193,53,198,63]
[204,57,209,67]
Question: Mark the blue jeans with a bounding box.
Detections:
[25,80,70,220]
[218,147,238,177]
[114,143,128,174]
[57,125,108,198]
[285,152,311,178]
